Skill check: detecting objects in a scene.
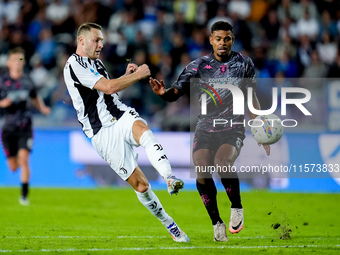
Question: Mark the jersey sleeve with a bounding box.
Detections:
[244,57,257,90]
[0,76,5,100]
[68,60,104,89]
[27,76,37,98]
[171,59,199,95]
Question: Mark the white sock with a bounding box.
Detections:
[139,130,172,180]
[135,185,172,226]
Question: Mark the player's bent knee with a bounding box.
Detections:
[135,182,149,193]
[7,158,19,172]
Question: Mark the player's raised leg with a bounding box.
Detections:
[127,167,189,242]
[215,144,244,234]
[132,120,184,196]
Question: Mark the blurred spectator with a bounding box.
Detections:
[296,9,319,41]
[169,32,187,71]
[228,0,251,20]
[29,53,56,105]
[302,50,328,78]
[247,0,269,23]
[316,31,338,65]
[195,0,208,27]
[315,0,340,20]
[138,0,158,41]
[26,8,52,48]
[0,0,22,25]
[148,35,163,66]
[173,0,196,24]
[46,0,69,27]
[319,10,338,39]
[174,52,191,79]
[277,0,300,24]
[273,50,298,78]
[207,5,232,34]
[35,28,56,69]
[273,33,297,62]
[260,8,280,42]
[296,35,313,76]
[301,50,328,125]
[229,11,253,52]
[296,0,318,20]
[278,16,299,41]
[187,29,208,59]
[121,10,139,45]
[327,53,340,78]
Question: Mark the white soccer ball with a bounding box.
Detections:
[250,114,284,144]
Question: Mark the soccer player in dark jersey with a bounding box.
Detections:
[150,21,270,241]
[0,47,50,205]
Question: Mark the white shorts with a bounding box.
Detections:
[91,109,147,180]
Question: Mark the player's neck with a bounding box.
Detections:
[9,70,23,80]
[213,51,232,62]
[75,48,87,58]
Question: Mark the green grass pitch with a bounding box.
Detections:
[0,187,339,254]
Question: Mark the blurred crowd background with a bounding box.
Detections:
[0,0,340,131]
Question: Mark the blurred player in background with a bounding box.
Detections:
[0,47,50,206]
[150,21,270,241]
[63,22,189,242]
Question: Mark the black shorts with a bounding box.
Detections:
[1,129,33,158]
[193,130,245,155]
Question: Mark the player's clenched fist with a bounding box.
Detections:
[136,64,151,79]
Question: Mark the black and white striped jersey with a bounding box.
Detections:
[63,54,129,138]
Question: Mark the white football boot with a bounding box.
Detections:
[166,220,190,242]
[166,175,184,196]
[213,221,228,241]
[229,208,244,234]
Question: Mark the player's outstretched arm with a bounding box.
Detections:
[149,78,180,102]
[94,64,150,94]
[31,96,50,115]
[248,90,271,156]
[0,97,12,108]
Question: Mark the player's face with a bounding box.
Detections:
[210,30,234,61]
[83,28,104,60]
[6,53,25,72]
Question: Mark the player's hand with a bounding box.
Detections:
[41,106,51,115]
[149,78,166,95]
[136,64,151,80]
[0,97,13,108]
[125,63,138,75]
[259,143,270,156]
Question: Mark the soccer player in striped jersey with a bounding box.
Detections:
[150,21,270,241]
[63,22,189,242]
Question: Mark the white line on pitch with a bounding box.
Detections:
[4,235,340,240]
[0,244,340,253]
[3,236,112,239]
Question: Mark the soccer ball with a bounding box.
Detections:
[250,114,284,144]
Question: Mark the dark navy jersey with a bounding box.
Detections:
[171,51,256,134]
[0,70,37,132]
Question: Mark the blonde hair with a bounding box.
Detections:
[77,22,102,39]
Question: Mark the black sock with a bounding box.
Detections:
[21,183,29,198]
[220,177,242,208]
[196,179,222,225]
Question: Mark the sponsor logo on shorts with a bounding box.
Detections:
[120,167,128,175]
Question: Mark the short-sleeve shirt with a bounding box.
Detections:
[63,54,129,138]
[172,51,256,135]
[0,70,37,132]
